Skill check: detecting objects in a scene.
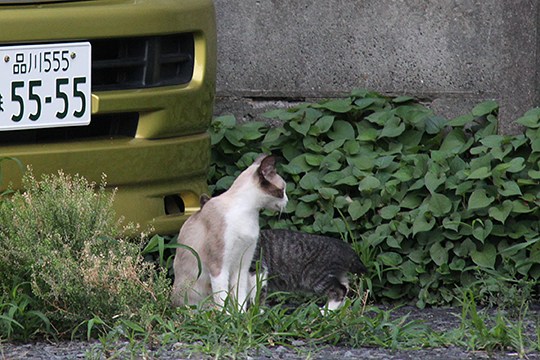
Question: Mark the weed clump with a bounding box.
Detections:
[209,90,540,307]
[0,171,170,337]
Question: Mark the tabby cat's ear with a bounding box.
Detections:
[199,193,211,207]
[257,155,277,180]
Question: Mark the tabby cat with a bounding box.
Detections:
[250,229,366,310]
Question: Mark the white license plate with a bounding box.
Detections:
[0,42,91,131]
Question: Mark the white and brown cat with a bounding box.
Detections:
[171,154,287,311]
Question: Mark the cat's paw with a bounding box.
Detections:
[320,299,344,314]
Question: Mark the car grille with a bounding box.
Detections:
[91,33,194,91]
[0,34,193,144]
[0,113,138,144]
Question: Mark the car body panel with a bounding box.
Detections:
[0,0,216,234]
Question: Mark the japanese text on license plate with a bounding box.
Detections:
[0,42,91,131]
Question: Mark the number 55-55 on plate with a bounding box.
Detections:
[0,42,91,131]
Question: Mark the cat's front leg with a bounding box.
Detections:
[237,274,250,312]
[321,278,349,313]
[324,298,345,311]
[229,268,249,312]
[210,270,230,308]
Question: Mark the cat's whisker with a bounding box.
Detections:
[278,207,284,219]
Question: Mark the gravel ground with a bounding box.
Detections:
[1,342,538,360]
[1,306,538,360]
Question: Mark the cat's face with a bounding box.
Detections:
[255,155,288,212]
[201,155,288,213]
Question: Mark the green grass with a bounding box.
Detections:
[65,291,537,359]
[1,261,538,359]
[446,290,540,358]
[79,294,435,359]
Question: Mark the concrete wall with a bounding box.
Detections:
[213,0,539,134]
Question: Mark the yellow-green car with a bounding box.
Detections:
[0,0,216,234]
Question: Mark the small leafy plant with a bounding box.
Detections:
[209,89,540,307]
[0,171,171,337]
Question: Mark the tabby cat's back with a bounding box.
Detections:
[260,229,364,270]
[252,229,366,310]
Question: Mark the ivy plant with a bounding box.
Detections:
[209,89,540,307]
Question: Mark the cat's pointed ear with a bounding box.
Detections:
[257,155,277,180]
[253,153,269,165]
[199,193,211,208]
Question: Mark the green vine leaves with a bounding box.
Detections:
[209,90,540,307]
